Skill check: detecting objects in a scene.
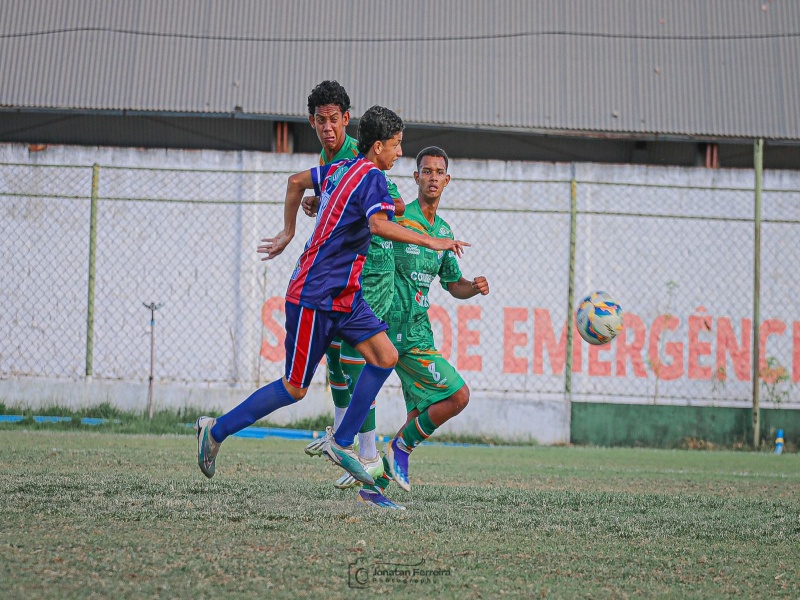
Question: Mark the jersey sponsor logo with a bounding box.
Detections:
[410,271,435,284]
[328,163,346,187]
[436,250,444,262]
[379,240,393,250]
[414,290,430,308]
[438,226,450,236]
[406,244,420,255]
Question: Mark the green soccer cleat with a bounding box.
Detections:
[356,489,406,510]
[322,439,375,486]
[334,454,385,489]
[195,416,220,479]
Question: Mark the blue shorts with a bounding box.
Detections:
[283,298,388,388]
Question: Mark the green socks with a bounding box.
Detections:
[365,455,393,494]
[325,344,351,409]
[400,409,437,450]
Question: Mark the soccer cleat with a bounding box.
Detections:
[304,425,333,457]
[356,489,406,510]
[334,454,385,489]
[304,426,358,457]
[322,439,375,485]
[195,416,220,479]
[334,472,360,490]
[386,438,411,492]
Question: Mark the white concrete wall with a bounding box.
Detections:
[2,143,799,443]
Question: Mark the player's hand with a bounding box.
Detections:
[257,231,293,260]
[471,276,489,295]
[301,195,320,217]
[430,237,470,258]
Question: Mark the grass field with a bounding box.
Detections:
[1,430,798,599]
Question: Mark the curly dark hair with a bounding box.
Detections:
[415,146,449,171]
[356,105,404,154]
[307,80,351,115]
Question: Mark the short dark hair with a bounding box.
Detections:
[307,80,351,115]
[356,106,404,154]
[415,146,449,171]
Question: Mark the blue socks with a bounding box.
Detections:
[334,363,393,447]
[211,379,295,443]
[209,364,391,447]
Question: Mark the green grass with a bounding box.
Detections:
[1,431,798,599]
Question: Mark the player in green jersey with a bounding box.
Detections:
[299,81,406,504]
[360,146,489,502]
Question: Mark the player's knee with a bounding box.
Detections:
[289,387,308,400]
[283,378,308,400]
[375,345,398,370]
[451,384,470,413]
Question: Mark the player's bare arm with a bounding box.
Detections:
[392,196,406,217]
[303,194,405,218]
[258,170,313,260]
[447,276,490,299]
[369,212,469,257]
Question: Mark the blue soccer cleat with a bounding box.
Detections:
[386,438,411,492]
[356,489,406,510]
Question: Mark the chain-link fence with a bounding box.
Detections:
[2,156,799,406]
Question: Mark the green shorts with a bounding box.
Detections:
[394,348,465,413]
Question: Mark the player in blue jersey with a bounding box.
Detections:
[300,82,406,507]
[195,106,469,486]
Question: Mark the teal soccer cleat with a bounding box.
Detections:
[195,416,220,479]
[334,454,385,489]
[322,439,375,485]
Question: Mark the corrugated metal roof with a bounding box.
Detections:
[1,0,798,140]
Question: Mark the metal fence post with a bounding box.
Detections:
[85,163,100,382]
[144,302,164,419]
[564,166,578,436]
[752,140,763,448]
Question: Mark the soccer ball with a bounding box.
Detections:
[575,291,623,345]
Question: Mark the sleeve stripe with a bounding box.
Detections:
[366,201,395,219]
